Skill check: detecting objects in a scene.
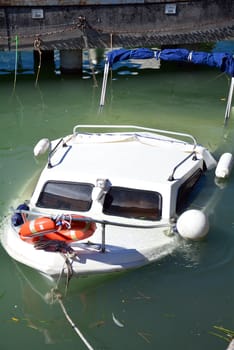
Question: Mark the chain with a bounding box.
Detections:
[0,20,80,41]
[0,15,233,47]
[0,17,231,45]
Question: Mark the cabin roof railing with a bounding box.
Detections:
[72,124,197,149]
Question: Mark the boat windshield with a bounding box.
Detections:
[103,187,162,221]
[36,181,94,211]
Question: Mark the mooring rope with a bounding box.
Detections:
[56,294,94,350]
[82,32,98,87]
[60,253,73,296]
[76,15,98,87]
[51,255,94,350]
[83,35,98,87]
[15,256,94,348]
[13,35,18,91]
[34,37,42,87]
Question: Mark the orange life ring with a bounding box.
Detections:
[44,219,96,242]
[19,216,96,244]
[19,217,57,243]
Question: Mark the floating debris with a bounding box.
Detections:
[138,331,152,344]
[210,325,234,347]
[112,313,124,328]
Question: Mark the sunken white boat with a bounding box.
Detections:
[1,48,234,278]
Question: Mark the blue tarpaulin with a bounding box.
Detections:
[107,48,155,66]
[106,48,234,76]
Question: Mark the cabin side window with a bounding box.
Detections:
[176,169,203,214]
[36,181,94,211]
[103,187,162,221]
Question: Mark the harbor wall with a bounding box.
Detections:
[0,0,233,51]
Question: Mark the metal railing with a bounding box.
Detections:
[13,208,172,253]
[72,124,197,148]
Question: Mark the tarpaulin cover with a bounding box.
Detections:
[107,48,234,76]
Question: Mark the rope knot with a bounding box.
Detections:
[34,37,41,51]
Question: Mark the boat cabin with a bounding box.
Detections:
[30,126,214,225]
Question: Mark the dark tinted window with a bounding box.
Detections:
[103,187,162,221]
[176,169,203,214]
[36,181,94,211]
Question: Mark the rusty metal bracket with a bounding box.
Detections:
[77,15,86,31]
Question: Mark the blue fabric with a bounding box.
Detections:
[11,203,29,226]
[107,48,155,66]
[188,51,234,76]
[107,48,234,76]
[155,48,190,61]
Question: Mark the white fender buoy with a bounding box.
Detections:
[176,209,209,240]
[33,138,51,157]
[215,152,233,179]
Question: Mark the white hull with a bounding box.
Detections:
[1,218,177,277]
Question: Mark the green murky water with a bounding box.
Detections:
[1,44,234,350]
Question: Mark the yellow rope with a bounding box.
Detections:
[34,37,42,87]
[13,35,18,91]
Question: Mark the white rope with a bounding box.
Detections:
[57,296,94,350]
[99,59,110,107]
[224,76,234,123]
[188,51,193,61]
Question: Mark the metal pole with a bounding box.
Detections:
[101,223,106,252]
[224,77,234,124]
[99,60,109,107]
